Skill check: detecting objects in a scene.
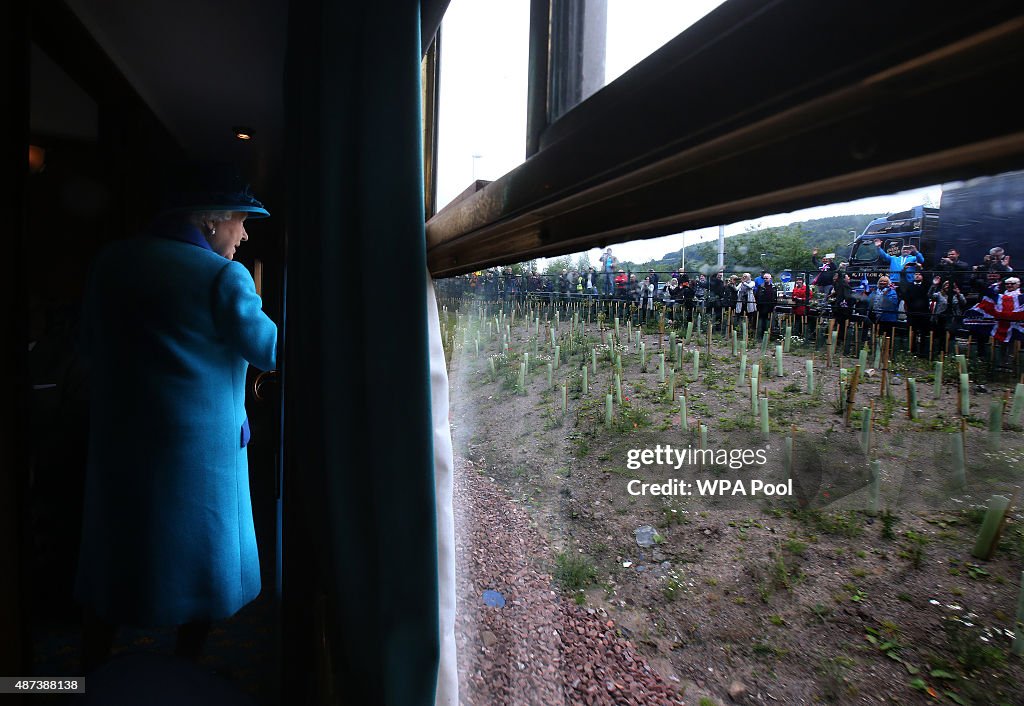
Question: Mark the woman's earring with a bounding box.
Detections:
[210,228,216,236]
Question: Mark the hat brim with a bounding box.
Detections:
[161,204,270,218]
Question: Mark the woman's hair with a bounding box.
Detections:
[877,276,890,285]
[188,211,236,227]
[669,278,678,285]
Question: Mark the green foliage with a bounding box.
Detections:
[544,256,572,275]
[880,509,899,540]
[616,215,875,276]
[783,538,808,556]
[658,503,689,528]
[900,531,929,569]
[663,574,682,601]
[944,615,1006,673]
[612,402,652,433]
[553,552,598,591]
[793,509,864,538]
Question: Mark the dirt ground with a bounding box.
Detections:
[444,299,1024,706]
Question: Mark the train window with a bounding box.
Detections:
[436,0,530,212]
[548,0,725,122]
[439,171,1024,702]
[428,2,1024,278]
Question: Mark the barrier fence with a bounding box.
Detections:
[435,269,1024,382]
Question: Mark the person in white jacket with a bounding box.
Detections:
[639,276,655,324]
[735,272,757,328]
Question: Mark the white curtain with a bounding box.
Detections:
[425,271,458,706]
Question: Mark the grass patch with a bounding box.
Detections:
[553,552,598,591]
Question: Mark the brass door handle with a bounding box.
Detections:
[253,369,279,401]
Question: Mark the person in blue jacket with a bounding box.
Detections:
[867,274,901,340]
[873,238,924,283]
[76,164,278,670]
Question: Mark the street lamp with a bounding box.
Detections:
[472,154,482,181]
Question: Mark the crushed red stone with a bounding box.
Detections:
[454,456,685,705]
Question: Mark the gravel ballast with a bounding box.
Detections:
[454,457,684,705]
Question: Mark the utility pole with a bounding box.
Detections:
[717,224,725,270]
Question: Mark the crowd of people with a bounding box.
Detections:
[435,244,1024,356]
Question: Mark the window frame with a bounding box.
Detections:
[426,0,1024,278]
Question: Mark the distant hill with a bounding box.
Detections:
[619,214,879,276]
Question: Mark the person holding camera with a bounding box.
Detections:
[930,276,967,354]
[937,248,973,292]
[873,239,923,284]
[599,247,618,295]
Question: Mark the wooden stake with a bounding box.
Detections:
[845,365,862,425]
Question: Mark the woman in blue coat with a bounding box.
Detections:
[867,275,901,340]
[77,167,278,669]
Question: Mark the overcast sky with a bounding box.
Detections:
[435,0,942,266]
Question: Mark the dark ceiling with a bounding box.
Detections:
[59,0,289,177]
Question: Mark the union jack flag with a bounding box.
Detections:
[965,286,1024,342]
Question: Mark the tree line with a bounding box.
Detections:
[529,214,877,277]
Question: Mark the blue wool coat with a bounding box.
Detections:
[75,226,277,627]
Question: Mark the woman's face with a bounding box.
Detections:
[208,212,249,260]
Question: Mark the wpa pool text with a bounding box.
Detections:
[626,478,793,497]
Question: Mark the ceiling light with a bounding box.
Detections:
[233,126,253,141]
[28,145,46,173]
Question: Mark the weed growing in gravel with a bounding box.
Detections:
[880,508,899,539]
[553,552,598,591]
[943,613,1007,673]
[792,509,864,538]
[900,530,929,569]
[816,656,858,702]
[809,603,832,624]
[783,538,808,556]
[612,403,651,433]
[663,571,682,601]
[658,502,689,528]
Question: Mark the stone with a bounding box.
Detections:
[634,525,660,548]
[728,680,748,702]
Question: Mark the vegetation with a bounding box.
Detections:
[609,215,875,276]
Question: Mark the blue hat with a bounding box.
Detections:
[158,162,270,218]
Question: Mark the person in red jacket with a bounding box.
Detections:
[791,275,808,335]
[614,268,629,299]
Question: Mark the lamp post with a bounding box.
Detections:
[472,154,482,181]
